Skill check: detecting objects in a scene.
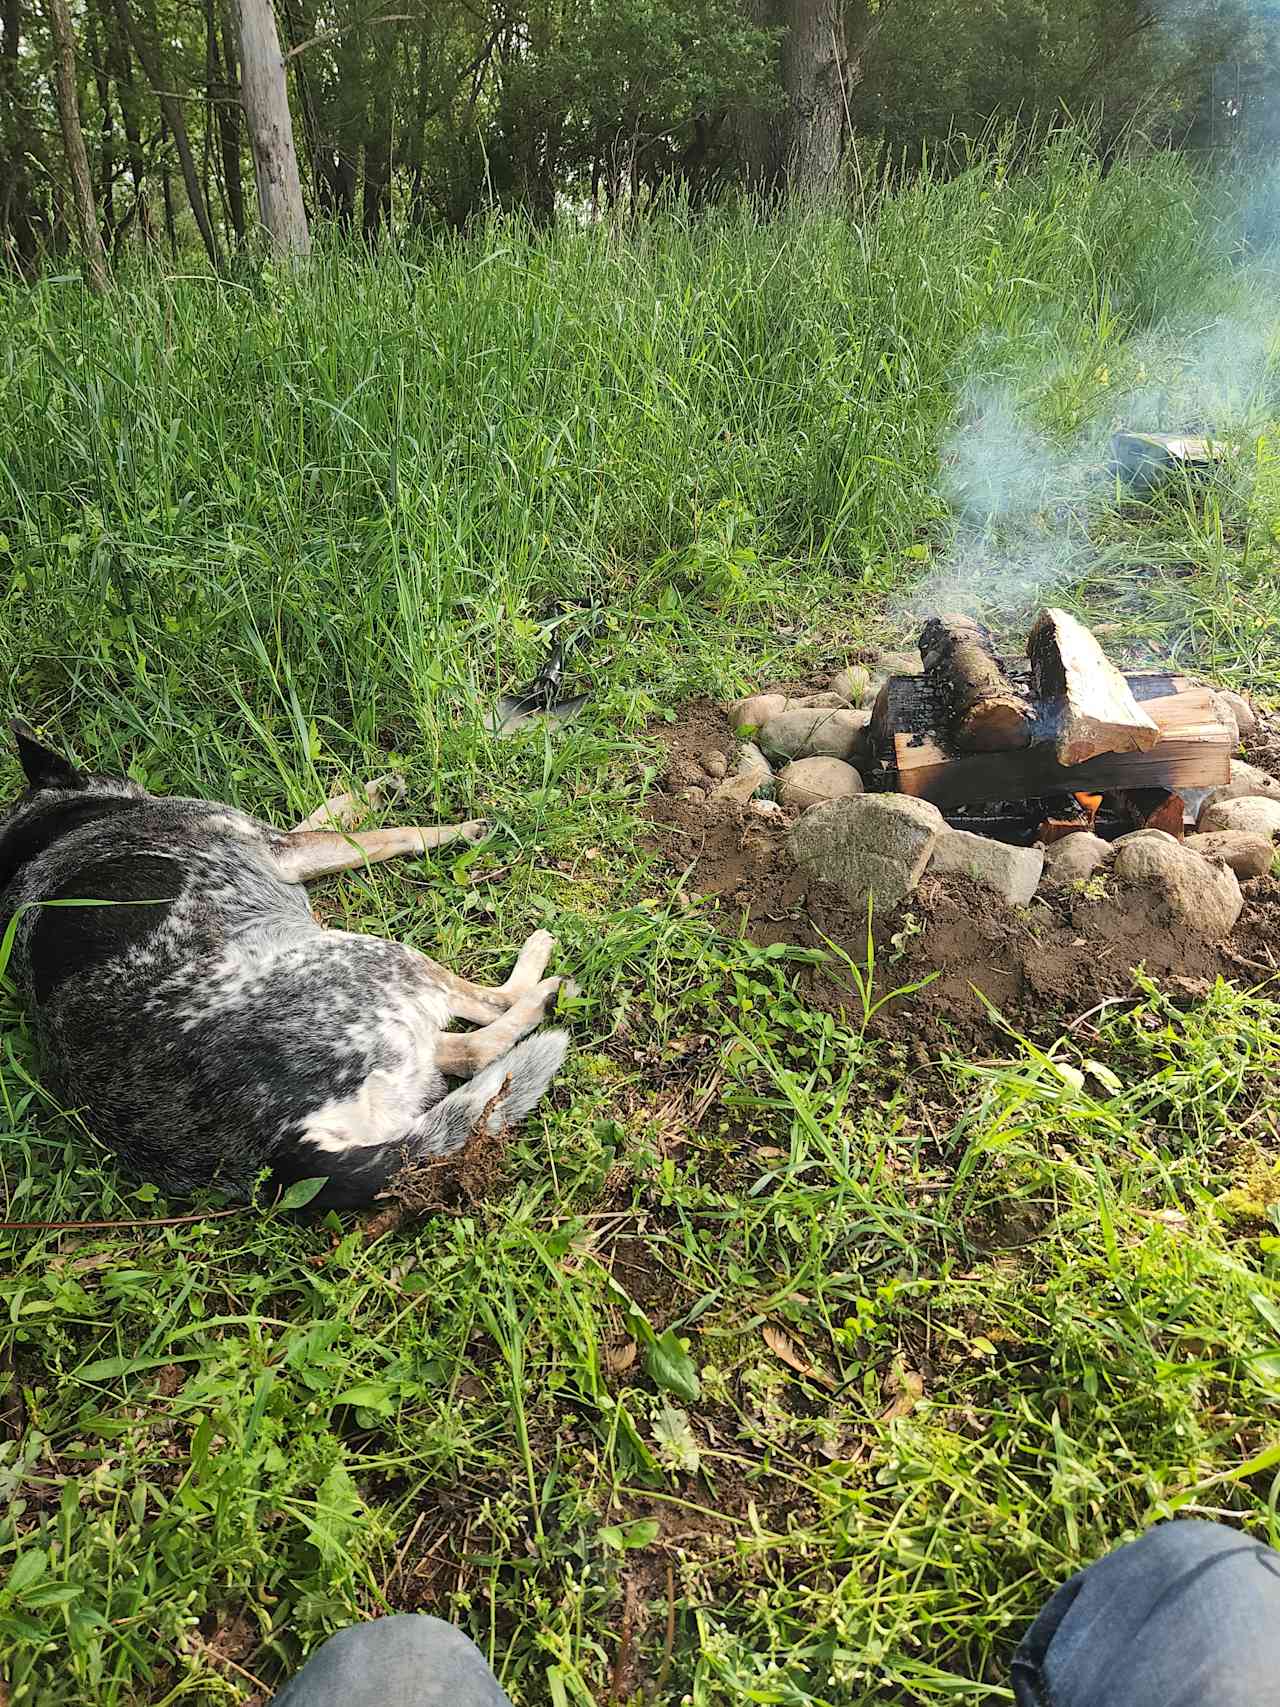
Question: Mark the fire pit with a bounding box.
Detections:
[654,609,1276,985]
[863,608,1233,846]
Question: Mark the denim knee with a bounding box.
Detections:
[1012,1519,1280,1707]
[270,1613,513,1707]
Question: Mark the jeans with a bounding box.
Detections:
[269,1614,512,1707]
[1012,1518,1280,1706]
[269,1520,1280,1706]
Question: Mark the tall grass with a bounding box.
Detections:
[0,135,1228,809]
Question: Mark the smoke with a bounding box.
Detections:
[898,378,1097,627]
[899,299,1280,640]
[892,0,1280,641]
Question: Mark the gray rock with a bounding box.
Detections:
[1186,830,1275,880]
[1196,760,1280,823]
[1197,795,1280,838]
[929,829,1044,906]
[1112,831,1243,937]
[776,757,864,812]
[1112,827,1180,853]
[700,748,728,780]
[727,693,790,733]
[1042,832,1113,884]
[793,690,853,709]
[759,708,870,763]
[830,665,874,706]
[876,650,920,677]
[789,794,944,914]
[749,798,784,819]
[709,742,772,806]
[1211,693,1240,748]
[1218,689,1257,738]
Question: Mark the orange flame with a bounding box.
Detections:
[1074,792,1103,815]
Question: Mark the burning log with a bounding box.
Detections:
[918,614,1033,753]
[1113,787,1185,840]
[1036,794,1096,845]
[882,674,1231,809]
[1028,608,1159,768]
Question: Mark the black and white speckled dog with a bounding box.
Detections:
[0,724,570,1207]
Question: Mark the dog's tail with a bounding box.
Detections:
[410,1030,569,1156]
[286,1031,569,1209]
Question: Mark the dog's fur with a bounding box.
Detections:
[0,727,569,1206]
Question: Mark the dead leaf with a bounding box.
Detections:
[763,1324,836,1390]
[1133,1207,1190,1229]
[878,1366,924,1422]
[605,1339,638,1374]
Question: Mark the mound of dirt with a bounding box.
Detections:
[645,703,1280,1053]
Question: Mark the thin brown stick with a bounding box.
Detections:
[609,1574,640,1704]
[0,1205,247,1233]
[185,1634,272,1693]
[653,1560,676,1701]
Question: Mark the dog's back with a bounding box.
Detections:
[1,728,567,1204]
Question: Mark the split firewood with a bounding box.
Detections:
[885,674,1230,809]
[1028,608,1159,768]
[918,613,1033,753]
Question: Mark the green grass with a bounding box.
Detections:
[3,134,1280,1703]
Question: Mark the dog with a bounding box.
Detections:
[0,724,571,1207]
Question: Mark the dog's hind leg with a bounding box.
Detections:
[271,821,488,883]
[434,975,572,1075]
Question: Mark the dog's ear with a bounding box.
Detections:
[11,721,88,792]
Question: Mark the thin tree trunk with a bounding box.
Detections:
[1,0,45,269]
[87,3,115,242]
[106,1,151,246]
[159,111,177,256]
[114,0,223,268]
[46,0,111,291]
[361,130,388,241]
[215,0,245,241]
[234,0,309,255]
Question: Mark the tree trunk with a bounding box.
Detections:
[780,0,845,191]
[86,3,115,243]
[208,0,245,242]
[1,0,45,269]
[46,0,111,291]
[234,0,309,256]
[736,0,781,196]
[114,0,224,268]
[361,131,389,241]
[106,2,151,246]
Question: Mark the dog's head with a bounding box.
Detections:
[9,721,149,802]
[1,722,149,897]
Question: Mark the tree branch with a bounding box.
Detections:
[285,12,414,59]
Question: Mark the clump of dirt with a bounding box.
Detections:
[645,705,1280,1052]
[369,1125,510,1232]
